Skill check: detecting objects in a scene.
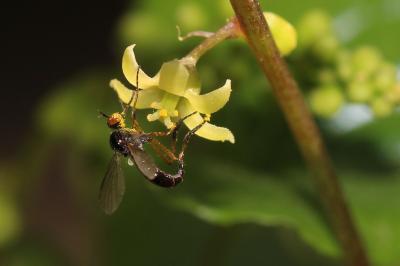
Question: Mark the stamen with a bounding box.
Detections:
[147,111,160,121]
[150,101,162,109]
[163,117,175,129]
[159,109,168,118]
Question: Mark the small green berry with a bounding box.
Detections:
[347,81,373,103]
[309,85,344,118]
[371,97,393,118]
[373,63,397,93]
[385,83,400,104]
[351,46,382,75]
[297,10,332,48]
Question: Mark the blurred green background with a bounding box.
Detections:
[2,0,400,265]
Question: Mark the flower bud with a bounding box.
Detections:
[347,81,373,103]
[309,85,344,118]
[264,12,297,56]
[371,97,393,118]
[351,46,382,75]
[297,10,332,48]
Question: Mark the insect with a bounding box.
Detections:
[99,69,206,214]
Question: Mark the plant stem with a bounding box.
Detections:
[229,1,369,266]
[184,19,240,63]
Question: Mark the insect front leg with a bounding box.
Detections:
[146,111,198,154]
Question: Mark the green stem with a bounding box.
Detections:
[184,18,240,63]
[229,1,369,266]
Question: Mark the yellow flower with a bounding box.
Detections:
[110,44,234,143]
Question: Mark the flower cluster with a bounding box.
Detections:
[110,11,298,143]
[295,10,400,118]
[110,45,235,143]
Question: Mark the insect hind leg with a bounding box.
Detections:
[178,117,207,161]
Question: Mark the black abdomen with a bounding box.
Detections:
[151,161,184,187]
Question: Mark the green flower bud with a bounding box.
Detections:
[264,12,297,56]
[373,63,397,93]
[371,97,393,118]
[384,82,400,103]
[347,81,373,103]
[297,10,332,48]
[351,46,382,75]
[309,85,344,118]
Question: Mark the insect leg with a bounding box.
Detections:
[178,118,207,161]
[146,111,198,140]
[126,67,143,132]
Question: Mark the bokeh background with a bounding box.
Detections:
[1,0,400,265]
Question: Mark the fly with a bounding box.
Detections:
[98,68,206,214]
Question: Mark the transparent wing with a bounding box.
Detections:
[128,144,158,181]
[130,120,176,165]
[99,153,126,215]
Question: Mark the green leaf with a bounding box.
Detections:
[158,161,340,257]
[155,159,400,265]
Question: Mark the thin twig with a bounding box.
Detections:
[183,18,240,63]
[228,1,369,266]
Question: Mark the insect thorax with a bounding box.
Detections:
[109,130,132,156]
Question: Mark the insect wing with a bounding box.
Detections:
[99,153,126,215]
[130,118,176,165]
[128,145,158,181]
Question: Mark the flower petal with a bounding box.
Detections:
[122,44,159,88]
[158,60,189,96]
[110,79,163,109]
[178,99,235,143]
[184,79,231,114]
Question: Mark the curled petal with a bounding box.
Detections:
[122,44,159,88]
[178,99,235,143]
[184,79,231,114]
[110,79,163,109]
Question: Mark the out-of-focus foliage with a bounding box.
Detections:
[3,0,400,266]
[293,10,400,118]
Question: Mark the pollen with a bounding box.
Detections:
[159,109,168,118]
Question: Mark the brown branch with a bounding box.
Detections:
[229,1,370,265]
